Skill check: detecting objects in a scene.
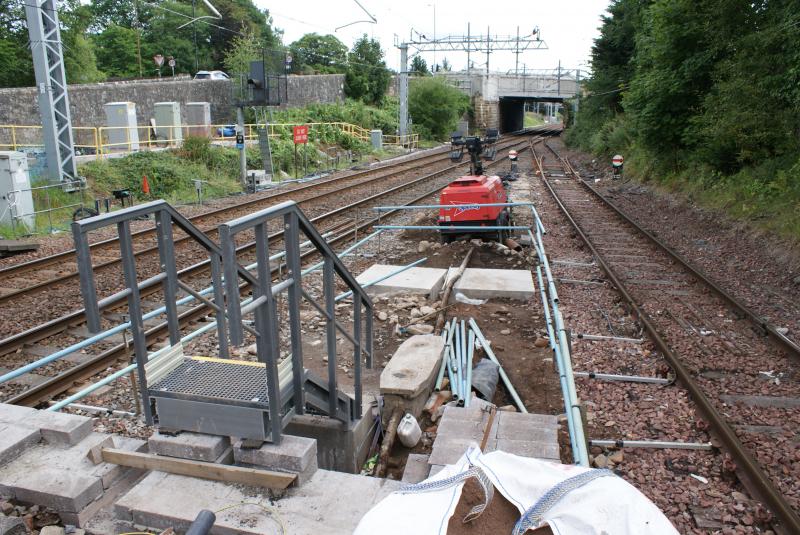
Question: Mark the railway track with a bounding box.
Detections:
[0,133,544,409]
[532,138,800,533]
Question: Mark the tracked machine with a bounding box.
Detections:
[438,129,513,243]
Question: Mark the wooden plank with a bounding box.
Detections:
[100,448,296,489]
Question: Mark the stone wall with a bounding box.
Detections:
[0,74,345,139]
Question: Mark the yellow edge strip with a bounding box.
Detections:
[190,355,264,367]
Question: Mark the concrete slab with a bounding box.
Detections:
[495,438,560,460]
[233,435,317,485]
[0,424,40,467]
[115,469,401,535]
[148,431,229,462]
[0,431,145,517]
[356,265,447,297]
[380,335,444,397]
[402,454,430,484]
[448,268,535,301]
[0,403,38,424]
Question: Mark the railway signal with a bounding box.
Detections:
[612,154,624,179]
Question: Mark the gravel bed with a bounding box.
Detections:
[528,141,778,533]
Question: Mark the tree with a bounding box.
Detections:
[289,33,347,74]
[410,56,429,76]
[409,77,470,140]
[345,35,390,105]
[93,25,141,79]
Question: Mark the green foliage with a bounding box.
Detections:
[410,56,429,76]
[408,77,470,140]
[345,35,391,105]
[568,0,800,240]
[0,0,281,87]
[92,25,141,79]
[289,33,347,74]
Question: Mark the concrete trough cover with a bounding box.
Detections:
[448,267,536,301]
[380,335,445,397]
[356,264,447,297]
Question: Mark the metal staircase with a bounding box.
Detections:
[72,200,373,444]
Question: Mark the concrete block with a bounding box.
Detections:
[495,420,558,443]
[496,410,558,429]
[148,431,229,462]
[0,424,40,467]
[402,454,430,484]
[284,407,376,473]
[428,464,445,477]
[428,439,482,466]
[27,411,92,446]
[115,469,400,535]
[356,265,447,297]
[0,404,38,424]
[450,268,535,300]
[495,438,560,460]
[233,435,317,485]
[380,335,444,397]
[4,468,103,512]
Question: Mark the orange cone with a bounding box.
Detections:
[142,175,150,195]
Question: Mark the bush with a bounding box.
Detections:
[408,77,470,140]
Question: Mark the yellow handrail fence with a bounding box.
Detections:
[0,122,418,157]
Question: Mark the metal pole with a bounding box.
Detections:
[486,26,490,74]
[467,23,471,74]
[237,106,246,188]
[192,0,198,71]
[515,26,520,74]
[399,44,409,140]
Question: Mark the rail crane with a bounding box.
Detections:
[438,129,512,243]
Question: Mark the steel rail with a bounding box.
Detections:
[6,139,536,407]
[534,140,800,534]
[557,153,800,358]
[0,147,454,279]
[0,136,530,356]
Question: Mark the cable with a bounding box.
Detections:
[214,502,286,534]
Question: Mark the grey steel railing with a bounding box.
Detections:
[72,200,254,423]
[219,200,374,424]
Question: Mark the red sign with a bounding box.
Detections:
[612,154,624,167]
[293,125,309,144]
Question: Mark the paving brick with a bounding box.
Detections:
[0,424,40,467]
[428,439,483,466]
[401,454,430,484]
[3,468,103,512]
[496,410,559,429]
[495,421,558,443]
[148,431,229,462]
[495,438,560,460]
[27,411,92,446]
[233,435,317,485]
[451,268,535,300]
[356,265,447,297]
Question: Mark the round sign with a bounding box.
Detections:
[153,54,164,66]
[286,54,292,64]
[612,154,624,167]
[168,58,176,68]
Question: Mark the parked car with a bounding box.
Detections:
[194,70,230,80]
[217,125,236,137]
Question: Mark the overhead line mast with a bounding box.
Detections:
[395,25,547,140]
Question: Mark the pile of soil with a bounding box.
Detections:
[446,479,554,535]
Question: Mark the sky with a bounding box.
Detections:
[259,0,613,74]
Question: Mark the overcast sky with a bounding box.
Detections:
[260,0,612,73]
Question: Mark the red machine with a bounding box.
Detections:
[438,130,512,242]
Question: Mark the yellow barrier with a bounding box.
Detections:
[1,122,414,158]
[0,125,100,154]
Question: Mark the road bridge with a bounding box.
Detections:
[435,70,580,132]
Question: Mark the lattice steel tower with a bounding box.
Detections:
[25,0,78,183]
